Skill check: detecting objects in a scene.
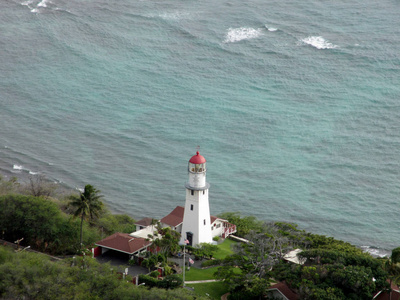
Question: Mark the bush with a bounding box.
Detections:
[158,274,183,289]
[138,274,182,289]
[138,274,159,287]
[201,259,222,268]
[150,270,160,278]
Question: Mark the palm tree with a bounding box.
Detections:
[69,184,104,250]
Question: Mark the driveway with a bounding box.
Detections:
[96,250,149,277]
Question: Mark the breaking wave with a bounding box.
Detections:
[301,36,338,49]
[224,27,263,43]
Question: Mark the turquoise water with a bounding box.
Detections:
[1,0,400,255]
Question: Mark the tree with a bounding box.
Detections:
[0,194,80,254]
[147,223,181,257]
[69,184,104,250]
[384,247,400,300]
[26,174,57,198]
[217,212,263,237]
[0,175,19,195]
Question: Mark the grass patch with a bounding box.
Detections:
[186,281,228,300]
[181,266,219,281]
[213,238,237,259]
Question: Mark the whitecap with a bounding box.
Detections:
[29,171,39,175]
[31,8,38,13]
[37,0,49,7]
[21,0,34,6]
[224,27,263,43]
[301,36,338,50]
[265,25,278,32]
[13,164,23,170]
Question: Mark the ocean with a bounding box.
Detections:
[1,0,399,256]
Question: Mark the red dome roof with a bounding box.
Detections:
[189,151,206,164]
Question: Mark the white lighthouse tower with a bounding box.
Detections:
[180,151,212,246]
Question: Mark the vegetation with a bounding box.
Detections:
[212,222,391,299]
[69,184,104,250]
[213,238,236,259]
[181,266,220,281]
[0,194,81,254]
[0,176,398,299]
[186,281,228,300]
[148,223,181,257]
[217,212,263,237]
[0,177,135,255]
[0,246,203,300]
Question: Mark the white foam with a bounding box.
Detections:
[37,0,49,7]
[29,171,39,175]
[13,164,23,170]
[31,8,38,13]
[224,27,263,43]
[361,246,390,258]
[21,0,34,6]
[158,11,189,20]
[301,36,338,50]
[265,25,278,32]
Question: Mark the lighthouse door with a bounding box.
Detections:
[186,232,193,246]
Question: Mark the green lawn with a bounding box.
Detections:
[186,281,228,300]
[181,266,219,281]
[213,238,237,259]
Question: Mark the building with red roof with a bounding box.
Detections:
[95,151,236,258]
[95,233,152,258]
[267,282,299,300]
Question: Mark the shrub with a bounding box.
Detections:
[201,259,222,268]
[138,274,158,287]
[158,274,182,289]
[150,270,160,278]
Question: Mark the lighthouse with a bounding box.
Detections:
[180,151,213,246]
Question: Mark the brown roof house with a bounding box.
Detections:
[95,233,152,259]
[135,217,155,231]
[267,282,299,300]
[373,281,400,300]
[159,205,236,241]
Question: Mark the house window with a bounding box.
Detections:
[216,224,221,229]
[211,226,214,230]
[191,190,194,196]
[190,204,193,211]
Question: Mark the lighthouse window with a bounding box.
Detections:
[203,190,205,195]
[190,204,193,211]
[204,219,206,225]
[191,190,194,196]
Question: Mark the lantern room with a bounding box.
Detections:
[186,151,209,190]
[188,151,206,173]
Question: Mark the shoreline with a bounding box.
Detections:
[0,166,392,258]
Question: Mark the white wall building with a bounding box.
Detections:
[179,151,213,246]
